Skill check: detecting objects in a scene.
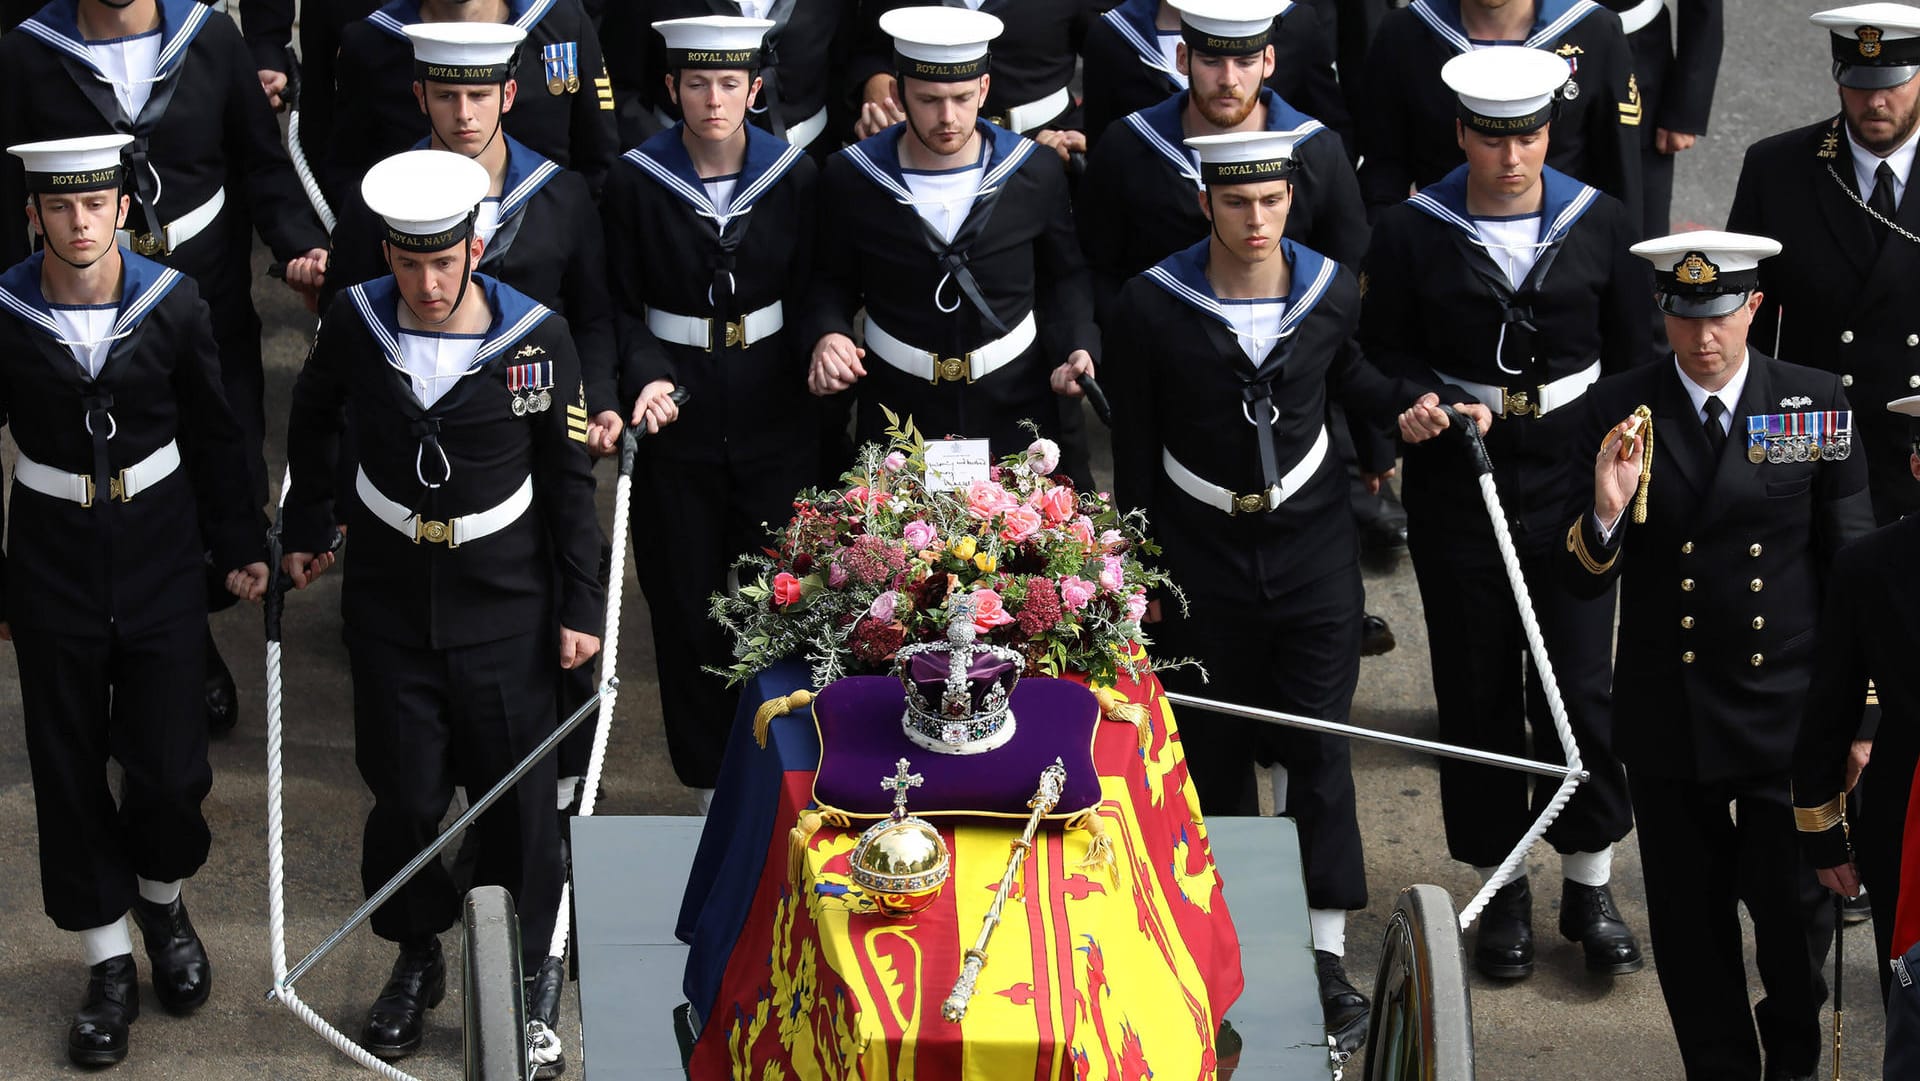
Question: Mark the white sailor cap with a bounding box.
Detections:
[1889,394,1920,417]
[653,15,773,70]
[362,150,491,252]
[1812,4,1920,88]
[1185,127,1308,187]
[7,133,132,193]
[1167,0,1288,56]
[404,22,524,84]
[1630,230,1781,319]
[881,6,1003,83]
[1441,46,1571,135]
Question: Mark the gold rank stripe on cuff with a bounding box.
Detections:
[1792,792,1847,834]
[565,404,591,443]
[1566,520,1617,575]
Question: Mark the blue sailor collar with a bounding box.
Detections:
[840,119,1036,205]
[346,273,554,375]
[19,0,215,82]
[0,249,184,345]
[367,0,555,42]
[1407,0,1600,53]
[621,122,806,234]
[1100,0,1294,87]
[411,135,561,220]
[1405,163,1599,249]
[1143,237,1339,339]
[1122,87,1325,186]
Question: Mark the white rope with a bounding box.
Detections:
[1453,471,1586,931]
[546,450,636,960]
[286,108,337,234]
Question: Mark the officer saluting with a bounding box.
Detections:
[281,150,605,1062]
[1361,45,1651,983]
[1103,128,1488,1056]
[602,15,818,806]
[0,135,267,1068]
[1562,232,1873,1080]
[1728,4,1920,526]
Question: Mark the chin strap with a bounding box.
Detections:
[34,192,121,271]
[388,215,478,329]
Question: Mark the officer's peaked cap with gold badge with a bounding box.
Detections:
[1630,230,1781,318]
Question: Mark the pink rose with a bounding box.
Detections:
[827,562,850,589]
[868,590,899,623]
[969,589,1016,632]
[772,572,804,607]
[1066,516,1097,550]
[965,480,1019,520]
[999,505,1044,543]
[1099,529,1124,552]
[1098,556,1125,593]
[883,451,907,473]
[1025,438,1061,477]
[1029,485,1075,525]
[1124,589,1148,624]
[1058,575,1096,612]
[902,519,937,551]
[843,486,890,510]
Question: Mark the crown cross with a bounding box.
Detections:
[881,757,925,819]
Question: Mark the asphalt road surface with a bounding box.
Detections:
[0,3,1892,1077]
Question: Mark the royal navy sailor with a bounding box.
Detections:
[602,15,820,806]
[1360,45,1652,983]
[280,150,605,1063]
[0,134,268,1068]
[804,6,1099,479]
[1102,127,1490,1056]
[1560,231,1874,1080]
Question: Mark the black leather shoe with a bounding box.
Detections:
[1841,887,1873,925]
[69,955,139,1067]
[204,629,238,736]
[1474,876,1534,979]
[1313,950,1370,1053]
[361,938,446,1060]
[1360,516,1409,563]
[128,895,211,1014]
[1360,614,1397,657]
[1558,880,1644,974]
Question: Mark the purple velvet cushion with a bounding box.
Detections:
[811,676,1103,820]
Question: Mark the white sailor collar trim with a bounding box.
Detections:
[621,123,806,232]
[347,273,554,376]
[18,0,214,81]
[0,249,184,344]
[1143,237,1338,339]
[1408,0,1600,54]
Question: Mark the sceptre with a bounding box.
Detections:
[942,759,1068,1022]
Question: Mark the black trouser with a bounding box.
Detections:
[632,449,812,788]
[1854,749,1913,1001]
[1631,773,1831,1081]
[1628,10,1677,239]
[1409,536,1632,866]
[14,613,213,931]
[206,290,269,512]
[1153,568,1368,912]
[349,628,561,972]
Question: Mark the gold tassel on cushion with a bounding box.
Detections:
[788,810,824,884]
[754,689,815,748]
[1067,811,1117,883]
[1092,687,1152,753]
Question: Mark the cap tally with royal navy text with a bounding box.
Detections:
[1442,46,1573,135]
[881,6,1004,83]
[653,15,774,71]
[1167,0,1289,56]
[361,149,492,252]
[403,21,525,85]
[1185,127,1311,187]
[7,133,133,194]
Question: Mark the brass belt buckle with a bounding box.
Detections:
[413,516,460,547]
[932,355,970,384]
[1231,492,1267,515]
[109,471,128,502]
[80,475,95,509]
[724,318,746,349]
[1502,388,1537,418]
[130,232,163,257]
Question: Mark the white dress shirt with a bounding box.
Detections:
[1596,355,1752,538]
[1848,121,1920,210]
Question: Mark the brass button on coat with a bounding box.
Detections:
[1682,578,1696,591]
[1682,616,1695,629]
[1749,544,1762,557]
[1841,330,1855,343]
[1751,653,1764,667]
[1750,578,1764,592]
[1752,617,1765,630]
[1681,541,1694,554]
[1683,651,1696,664]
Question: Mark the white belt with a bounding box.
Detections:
[1617,0,1664,34]
[865,311,1038,384]
[1162,426,1330,516]
[14,439,180,507]
[355,467,533,548]
[657,105,827,148]
[1434,361,1600,419]
[117,186,225,257]
[990,86,1072,135]
[647,301,784,351]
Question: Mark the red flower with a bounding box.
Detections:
[1016,576,1062,637]
[772,572,804,607]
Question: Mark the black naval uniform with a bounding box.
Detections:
[325,0,619,203]
[1106,239,1441,910]
[604,123,818,788]
[600,0,856,151]
[292,0,385,167]
[284,276,605,972]
[0,251,260,929]
[1355,0,1642,223]
[1079,0,1352,152]
[1596,0,1722,236]
[1560,354,1873,1081]
[851,0,1094,136]
[0,0,330,510]
[1794,514,1920,998]
[804,120,1099,476]
[1078,87,1368,320]
[1727,116,1920,525]
[1361,165,1649,871]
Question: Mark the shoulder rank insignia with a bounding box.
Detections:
[1745,410,1852,464]
[1618,74,1642,126]
[542,42,580,96]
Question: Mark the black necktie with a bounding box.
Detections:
[1703,396,1728,458]
[1871,160,1900,220]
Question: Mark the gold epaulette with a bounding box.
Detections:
[1792,792,1847,834]
[1566,519,1618,575]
